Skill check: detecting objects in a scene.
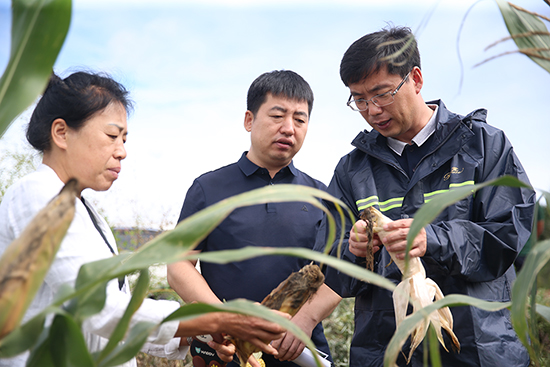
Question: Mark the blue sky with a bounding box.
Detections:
[1,0,549,228]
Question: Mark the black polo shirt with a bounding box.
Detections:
[178,152,331,365]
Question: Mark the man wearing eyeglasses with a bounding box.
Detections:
[308,26,534,366]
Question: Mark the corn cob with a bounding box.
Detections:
[361,207,460,362]
[245,352,265,367]
[232,263,325,367]
[0,179,78,340]
[363,214,374,271]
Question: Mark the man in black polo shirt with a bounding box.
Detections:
[167,70,333,367]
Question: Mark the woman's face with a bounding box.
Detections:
[65,102,128,192]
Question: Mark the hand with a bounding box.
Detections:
[271,305,316,361]
[208,338,236,363]
[379,218,426,260]
[273,284,341,362]
[271,331,306,361]
[349,219,381,257]
[246,354,262,367]
[218,310,290,356]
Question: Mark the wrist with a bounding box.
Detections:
[293,312,318,332]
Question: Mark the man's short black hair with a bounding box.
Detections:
[340,26,421,86]
[247,70,314,116]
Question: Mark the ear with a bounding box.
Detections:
[244,110,254,132]
[411,66,423,94]
[50,118,69,150]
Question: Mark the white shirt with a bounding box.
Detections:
[387,104,439,155]
[0,164,188,366]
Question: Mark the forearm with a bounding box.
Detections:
[294,283,342,328]
[174,311,287,359]
[167,253,221,304]
[173,312,224,337]
[272,284,342,361]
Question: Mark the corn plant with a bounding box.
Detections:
[1,1,550,367]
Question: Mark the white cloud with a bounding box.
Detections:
[2,0,549,228]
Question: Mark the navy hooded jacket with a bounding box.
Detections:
[322,100,535,367]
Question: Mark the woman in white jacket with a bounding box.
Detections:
[0,71,286,367]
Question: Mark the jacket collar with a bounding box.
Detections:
[351,100,483,160]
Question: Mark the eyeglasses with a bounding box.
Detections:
[346,72,411,112]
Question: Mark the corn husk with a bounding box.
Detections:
[245,352,265,367]
[362,207,460,362]
[231,263,324,367]
[0,179,78,340]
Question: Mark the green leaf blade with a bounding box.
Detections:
[495,0,550,73]
[97,269,150,363]
[0,0,72,137]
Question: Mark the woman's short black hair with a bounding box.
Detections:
[26,71,133,153]
[340,26,421,86]
[246,70,314,116]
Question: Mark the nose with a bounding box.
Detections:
[114,140,127,160]
[280,116,295,136]
[366,103,383,116]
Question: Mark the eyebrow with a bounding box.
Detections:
[270,106,308,118]
[350,82,393,97]
[270,106,287,113]
[108,123,126,132]
[294,111,308,118]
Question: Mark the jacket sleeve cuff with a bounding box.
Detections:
[141,338,189,360]
[342,242,367,266]
[424,224,440,261]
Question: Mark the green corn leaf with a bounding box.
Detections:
[512,238,550,360]
[4,185,354,366]
[97,269,150,364]
[25,311,94,367]
[71,280,109,321]
[536,304,550,324]
[132,184,349,268]
[0,311,47,358]
[164,300,325,367]
[98,322,158,367]
[69,185,354,298]
[49,313,95,367]
[0,0,72,137]
[25,327,55,367]
[427,324,442,367]
[191,246,397,292]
